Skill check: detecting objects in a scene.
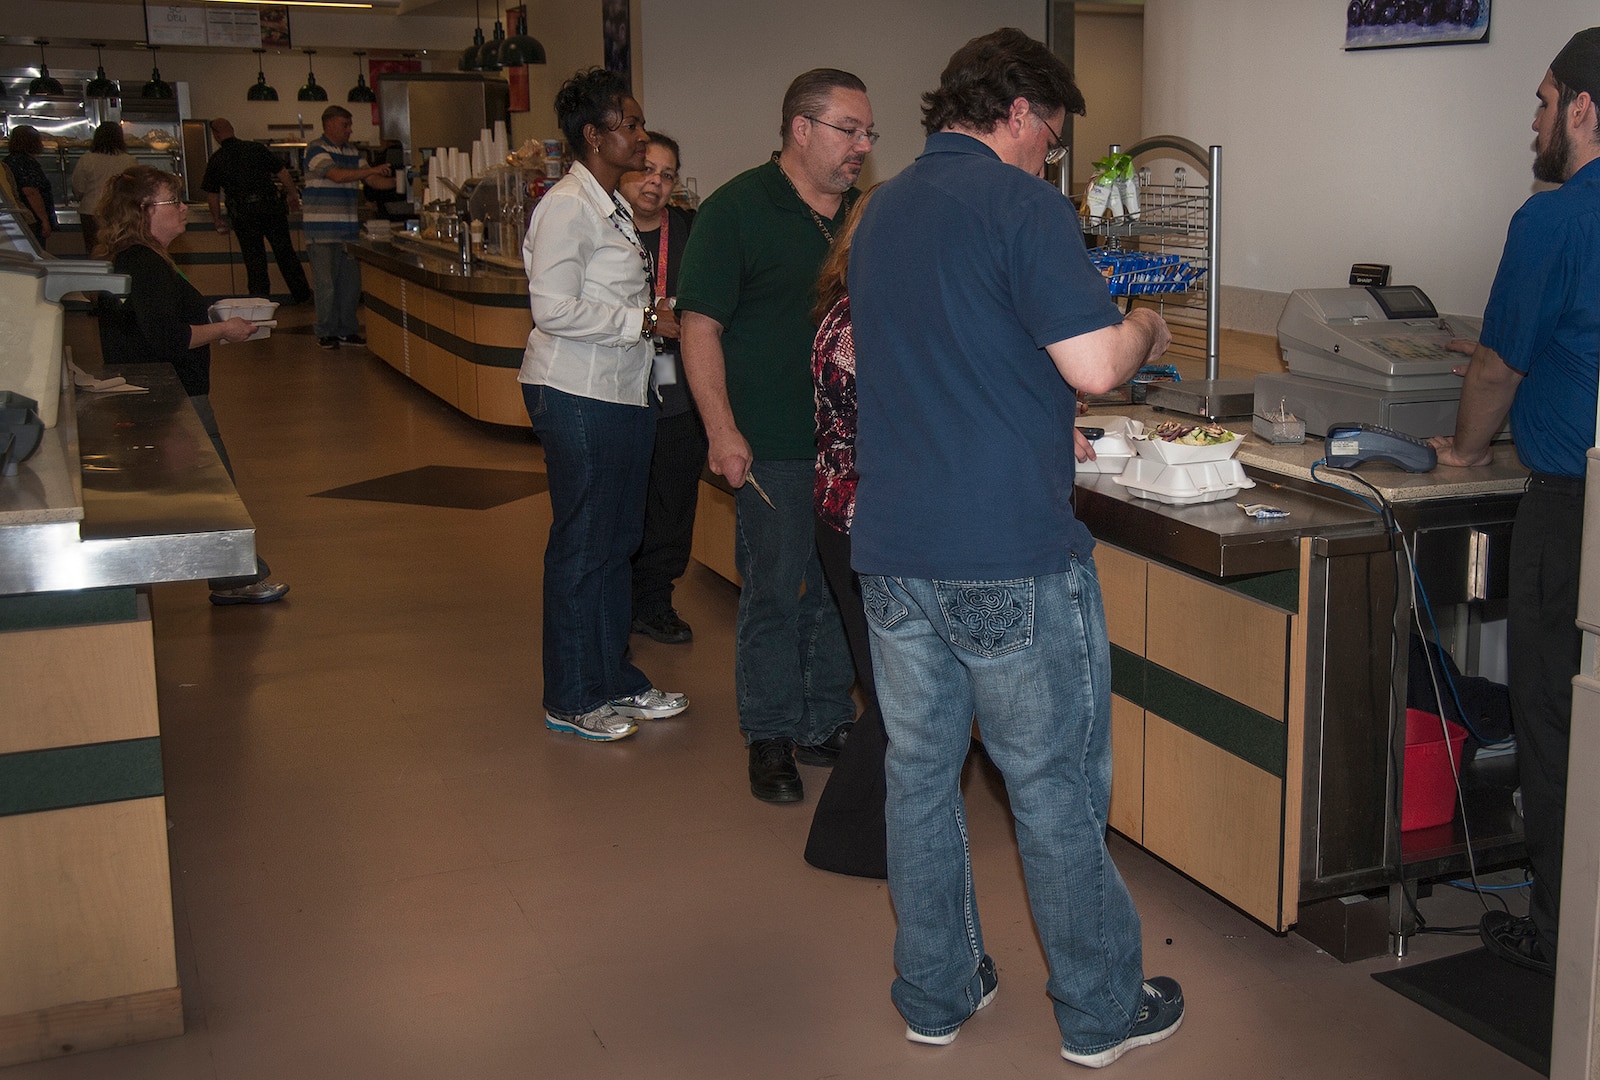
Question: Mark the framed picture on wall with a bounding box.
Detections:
[259,5,292,49]
[603,0,630,83]
[1344,1,1489,50]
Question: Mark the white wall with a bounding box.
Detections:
[638,0,1047,195]
[1073,8,1144,188]
[1144,0,1595,319]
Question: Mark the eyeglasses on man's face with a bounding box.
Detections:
[1038,114,1068,166]
[804,115,880,146]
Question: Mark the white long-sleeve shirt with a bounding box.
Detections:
[518,162,653,405]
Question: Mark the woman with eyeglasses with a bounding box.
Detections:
[94,165,289,606]
[520,69,689,742]
[616,132,706,647]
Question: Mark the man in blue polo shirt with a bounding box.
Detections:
[850,28,1182,1067]
[302,105,395,350]
[1432,26,1600,979]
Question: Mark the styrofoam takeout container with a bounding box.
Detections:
[1112,456,1255,505]
[1076,415,1140,475]
[1131,428,1245,464]
[209,297,279,324]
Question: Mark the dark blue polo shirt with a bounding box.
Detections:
[1482,156,1600,478]
[849,132,1122,580]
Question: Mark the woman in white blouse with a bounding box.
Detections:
[521,68,689,742]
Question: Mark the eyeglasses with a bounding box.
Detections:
[1038,114,1068,166]
[639,162,679,186]
[147,198,185,208]
[804,115,880,146]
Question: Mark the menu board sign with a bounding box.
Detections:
[144,4,291,48]
[146,4,209,46]
[207,8,263,48]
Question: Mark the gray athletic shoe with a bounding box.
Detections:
[1061,976,1184,1068]
[544,704,638,742]
[608,688,689,720]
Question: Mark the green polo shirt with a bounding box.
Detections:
[676,157,857,460]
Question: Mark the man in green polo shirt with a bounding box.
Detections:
[677,68,874,803]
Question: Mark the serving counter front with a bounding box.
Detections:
[350,237,534,428]
[0,367,256,1067]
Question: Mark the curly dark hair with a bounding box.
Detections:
[555,67,633,158]
[921,28,1085,136]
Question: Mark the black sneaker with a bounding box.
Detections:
[632,609,693,644]
[318,336,340,349]
[341,333,367,346]
[796,721,853,767]
[1061,976,1183,1068]
[748,738,802,803]
[905,954,998,1045]
[1480,910,1554,976]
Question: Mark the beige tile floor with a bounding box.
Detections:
[15,303,1541,1079]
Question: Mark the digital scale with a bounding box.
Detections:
[1254,285,1483,440]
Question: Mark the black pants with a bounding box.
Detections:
[630,407,708,619]
[804,517,889,879]
[1507,475,1585,954]
[233,203,311,303]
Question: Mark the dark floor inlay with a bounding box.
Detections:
[312,465,547,509]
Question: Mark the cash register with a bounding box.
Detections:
[1254,285,1483,439]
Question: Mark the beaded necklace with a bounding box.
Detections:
[772,152,840,244]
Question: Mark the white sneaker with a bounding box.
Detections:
[608,688,689,720]
[544,704,638,742]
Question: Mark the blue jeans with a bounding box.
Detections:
[306,240,362,339]
[860,561,1145,1054]
[525,383,654,716]
[733,459,856,745]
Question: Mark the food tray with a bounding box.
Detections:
[1132,429,1244,464]
[1088,247,1207,296]
[1112,456,1255,504]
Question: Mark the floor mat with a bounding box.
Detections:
[1372,946,1552,1075]
[311,465,547,510]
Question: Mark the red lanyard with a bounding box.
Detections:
[652,210,669,299]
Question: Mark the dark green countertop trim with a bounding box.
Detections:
[1223,568,1300,612]
[0,587,139,632]
[0,737,164,817]
[363,294,524,369]
[1109,644,1285,778]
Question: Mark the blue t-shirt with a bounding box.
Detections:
[850,132,1122,579]
[1481,156,1600,478]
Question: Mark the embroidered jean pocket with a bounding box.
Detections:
[935,579,1034,659]
[860,575,908,631]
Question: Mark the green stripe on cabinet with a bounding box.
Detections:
[363,294,524,368]
[0,738,164,817]
[1223,568,1299,613]
[1111,644,1144,703]
[0,587,139,632]
[1143,663,1285,777]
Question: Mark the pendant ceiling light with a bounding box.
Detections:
[297,49,328,102]
[347,50,376,103]
[247,49,278,101]
[460,0,488,71]
[498,9,547,67]
[28,40,64,97]
[141,46,174,99]
[85,43,118,99]
[477,15,506,72]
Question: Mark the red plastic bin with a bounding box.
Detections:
[1402,708,1469,831]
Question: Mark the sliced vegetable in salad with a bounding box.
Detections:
[1145,420,1238,446]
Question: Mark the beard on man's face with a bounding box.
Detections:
[1534,112,1572,184]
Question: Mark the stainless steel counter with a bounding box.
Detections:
[350,235,528,299]
[0,367,256,594]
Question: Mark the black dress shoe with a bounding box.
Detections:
[632,608,693,644]
[749,738,803,803]
[1480,910,1554,976]
[796,721,854,767]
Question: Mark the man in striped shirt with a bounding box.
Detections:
[301,105,394,349]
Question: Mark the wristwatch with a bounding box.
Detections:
[641,303,658,340]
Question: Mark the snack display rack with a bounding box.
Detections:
[1076,136,1221,377]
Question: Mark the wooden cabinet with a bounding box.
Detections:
[1098,541,1307,931]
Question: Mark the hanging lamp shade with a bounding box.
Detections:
[247,49,278,101]
[28,41,64,97]
[141,47,173,99]
[347,51,375,103]
[477,18,506,71]
[85,44,117,99]
[297,50,328,102]
[498,11,546,66]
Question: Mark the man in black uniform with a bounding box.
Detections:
[202,118,312,305]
